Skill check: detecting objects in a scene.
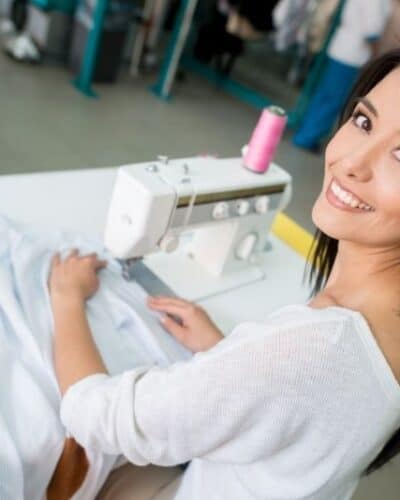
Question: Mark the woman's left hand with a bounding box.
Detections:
[49,249,107,303]
[148,296,224,353]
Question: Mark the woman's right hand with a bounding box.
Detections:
[147,296,224,353]
[49,250,107,305]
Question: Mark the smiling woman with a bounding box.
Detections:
[45,49,400,500]
[309,48,400,475]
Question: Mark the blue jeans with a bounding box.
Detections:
[293,57,359,149]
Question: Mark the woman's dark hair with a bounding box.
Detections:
[307,49,400,476]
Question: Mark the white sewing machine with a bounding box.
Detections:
[104,156,292,300]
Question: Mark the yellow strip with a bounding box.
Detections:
[271,213,314,261]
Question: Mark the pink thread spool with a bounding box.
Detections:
[243,106,287,174]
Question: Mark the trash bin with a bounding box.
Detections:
[69,0,135,82]
[27,3,76,59]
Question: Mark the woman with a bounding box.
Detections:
[49,50,400,499]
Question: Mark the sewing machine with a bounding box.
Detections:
[104,156,292,300]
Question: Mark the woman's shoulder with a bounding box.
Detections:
[228,302,358,349]
[267,300,356,328]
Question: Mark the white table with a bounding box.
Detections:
[0,167,310,333]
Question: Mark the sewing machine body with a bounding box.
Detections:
[104,157,292,299]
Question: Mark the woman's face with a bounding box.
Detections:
[312,67,400,248]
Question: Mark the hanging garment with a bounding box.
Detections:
[306,0,340,53]
[193,6,244,74]
[226,12,264,41]
[273,0,311,51]
[227,0,280,32]
[293,57,359,149]
[377,0,400,54]
[328,0,392,66]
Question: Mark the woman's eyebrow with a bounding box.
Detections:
[355,97,378,117]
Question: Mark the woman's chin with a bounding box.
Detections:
[311,199,342,239]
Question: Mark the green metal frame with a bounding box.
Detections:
[30,0,78,13]
[73,0,109,97]
[151,0,198,100]
[71,0,346,109]
[152,0,346,128]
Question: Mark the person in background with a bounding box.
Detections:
[293,0,391,152]
[377,0,400,55]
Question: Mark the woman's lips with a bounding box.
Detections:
[325,179,374,213]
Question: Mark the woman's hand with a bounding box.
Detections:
[49,250,107,304]
[147,296,224,353]
[49,250,108,395]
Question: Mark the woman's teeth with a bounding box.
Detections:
[331,181,373,211]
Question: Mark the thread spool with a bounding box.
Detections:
[243,106,287,174]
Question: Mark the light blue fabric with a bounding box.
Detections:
[0,215,189,500]
[293,57,359,149]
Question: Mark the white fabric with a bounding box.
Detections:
[62,304,400,500]
[328,0,392,66]
[0,215,189,500]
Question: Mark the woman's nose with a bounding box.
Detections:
[338,143,375,181]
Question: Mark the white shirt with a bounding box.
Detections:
[61,304,400,499]
[328,0,391,67]
[0,215,189,500]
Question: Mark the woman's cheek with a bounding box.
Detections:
[325,127,346,166]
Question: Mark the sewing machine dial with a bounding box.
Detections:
[212,202,230,220]
[255,196,270,214]
[235,200,250,216]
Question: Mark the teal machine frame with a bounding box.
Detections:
[30,0,77,13]
[152,0,346,126]
[73,0,345,117]
[72,0,109,97]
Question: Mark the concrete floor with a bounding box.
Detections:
[0,51,399,498]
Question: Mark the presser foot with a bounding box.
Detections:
[118,258,141,281]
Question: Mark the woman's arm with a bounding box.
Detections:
[49,250,108,395]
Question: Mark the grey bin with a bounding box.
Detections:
[69,0,135,82]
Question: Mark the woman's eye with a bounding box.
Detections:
[392,149,400,162]
[352,111,372,132]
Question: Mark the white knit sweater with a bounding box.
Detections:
[61,305,400,500]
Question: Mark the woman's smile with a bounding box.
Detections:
[325,178,374,213]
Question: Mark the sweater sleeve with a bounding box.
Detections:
[60,320,329,467]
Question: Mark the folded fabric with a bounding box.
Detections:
[0,215,190,500]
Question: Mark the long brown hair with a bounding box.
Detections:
[307,49,400,475]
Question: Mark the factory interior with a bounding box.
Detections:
[0,0,399,499]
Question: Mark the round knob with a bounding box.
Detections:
[159,234,179,253]
[235,199,250,216]
[255,196,270,214]
[212,202,229,220]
